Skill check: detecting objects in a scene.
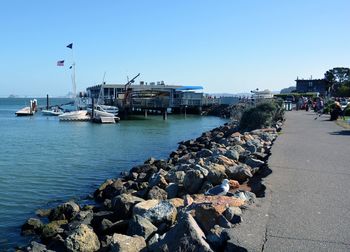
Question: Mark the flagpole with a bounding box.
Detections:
[70,45,76,99]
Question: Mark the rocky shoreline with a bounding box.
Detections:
[19,102,283,252]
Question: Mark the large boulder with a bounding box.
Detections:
[224,149,239,161]
[133,200,177,226]
[94,179,114,201]
[41,220,68,241]
[165,183,179,199]
[103,179,127,200]
[224,206,242,224]
[245,157,265,169]
[148,169,169,189]
[206,164,227,185]
[127,214,157,240]
[109,234,146,252]
[190,203,231,233]
[147,186,167,200]
[217,155,236,167]
[183,169,204,194]
[225,164,252,182]
[64,224,100,252]
[165,170,186,185]
[148,213,213,252]
[49,201,80,221]
[111,193,144,219]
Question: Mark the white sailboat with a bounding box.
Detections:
[58,44,91,122]
[88,73,119,123]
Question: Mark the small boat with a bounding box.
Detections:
[99,105,119,115]
[88,105,120,123]
[42,107,63,116]
[15,99,38,116]
[58,110,91,121]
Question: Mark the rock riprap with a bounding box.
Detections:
[21,119,282,251]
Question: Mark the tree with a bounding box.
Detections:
[324,67,350,95]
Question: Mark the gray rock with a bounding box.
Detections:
[193,164,209,177]
[94,179,114,201]
[91,211,118,228]
[109,234,146,252]
[245,157,265,169]
[49,201,80,221]
[134,200,177,226]
[65,224,100,252]
[147,186,168,200]
[225,164,252,182]
[29,241,55,252]
[224,207,243,224]
[244,141,257,154]
[225,149,239,161]
[207,164,227,185]
[148,213,213,252]
[41,220,67,241]
[127,214,158,240]
[165,170,186,185]
[233,190,256,204]
[148,169,168,189]
[73,210,93,225]
[206,226,230,251]
[232,145,245,154]
[98,218,129,235]
[21,218,43,235]
[111,193,144,219]
[35,208,52,218]
[165,183,179,199]
[196,148,213,158]
[183,169,204,194]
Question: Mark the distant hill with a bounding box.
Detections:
[280,86,296,94]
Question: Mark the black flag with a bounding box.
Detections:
[66,43,73,49]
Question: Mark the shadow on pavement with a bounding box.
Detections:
[329,130,350,136]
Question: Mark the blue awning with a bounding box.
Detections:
[175,86,203,91]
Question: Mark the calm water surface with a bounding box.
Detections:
[0,98,227,249]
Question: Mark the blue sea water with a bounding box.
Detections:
[0,98,227,249]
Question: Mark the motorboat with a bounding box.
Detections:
[58,110,91,121]
[15,99,38,116]
[99,105,119,115]
[42,107,63,116]
[88,104,119,123]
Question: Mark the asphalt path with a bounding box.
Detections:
[226,111,350,251]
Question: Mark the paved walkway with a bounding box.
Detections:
[264,111,350,251]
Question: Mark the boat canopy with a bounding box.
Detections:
[175,86,203,91]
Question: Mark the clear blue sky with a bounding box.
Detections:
[1,0,349,97]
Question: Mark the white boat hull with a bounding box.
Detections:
[58,110,90,121]
[16,107,34,116]
[42,109,63,116]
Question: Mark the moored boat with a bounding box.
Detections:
[42,107,63,116]
[15,99,38,116]
[58,110,90,121]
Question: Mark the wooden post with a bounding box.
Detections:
[46,94,49,110]
[144,109,148,118]
[162,108,168,120]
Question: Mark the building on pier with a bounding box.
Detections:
[86,82,204,113]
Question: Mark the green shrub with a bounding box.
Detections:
[239,100,284,131]
[323,102,336,114]
[344,106,350,116]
